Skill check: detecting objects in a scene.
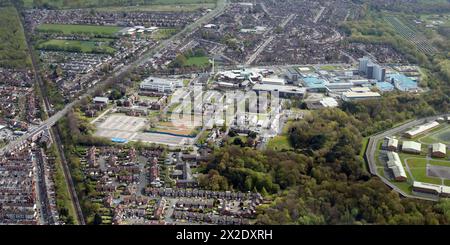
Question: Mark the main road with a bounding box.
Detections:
[1,0,229,155]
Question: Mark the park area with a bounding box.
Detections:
[36,24,121,37]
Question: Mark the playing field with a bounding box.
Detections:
[37,24,121,36]
[184,56,210,67]
[38,39,116,54]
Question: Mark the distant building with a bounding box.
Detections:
[93,97,109,104]
[140,77,182,93]
[305,97,338,110]
[342,87,381,101]
[388,73,418,92]
[359,56,385,81]
[404,121,440,138]
[432,143,447,158]
[402,141,422,154]
[413,181,450,197]
[252,84,305,98]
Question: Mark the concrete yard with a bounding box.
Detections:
[94,114,191,146]
[427,164,450,180]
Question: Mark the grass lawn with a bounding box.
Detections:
[266,135,293,151]
[429,159,450,167]
[37,24,121,36]
[401,156,443,185]
[360,137,369,171]
[320,65,341,71]
[38,39,116,54]
[184,56,210,67]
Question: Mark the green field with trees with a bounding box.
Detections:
[170,48,210,68]
[0,0,31,68]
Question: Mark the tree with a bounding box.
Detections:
[93,213,103,225]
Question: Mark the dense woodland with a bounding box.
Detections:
[0,0,31,68]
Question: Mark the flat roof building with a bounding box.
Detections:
[404,121,440,138]
[252,84,306,98]
[93,97,109,104]
[140,77,182,93]
[402,141,422,154]
[388,73,418,92]
[342,88,381,101]
[413,181,450,197]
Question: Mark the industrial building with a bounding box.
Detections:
[388,73,418,92]
[432,143,447,158]
[342,87,381,101]
[386,151,407,181]
[140,77,183,93]
[402,141,422,154]
[404,121,440,138]
[252,84,306,98]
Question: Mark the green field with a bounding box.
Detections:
[320,65,341,71]
[37,24,121,36]
[267,135,293,151]
[38,39,116,54]
[400,153,450,185]
[0,3,31,68]
[184,56,210,67]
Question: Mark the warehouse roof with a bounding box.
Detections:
[432,143,447,153]
[402,141,422,152]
